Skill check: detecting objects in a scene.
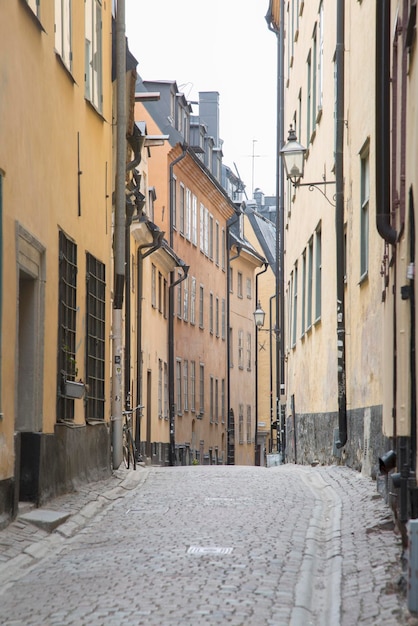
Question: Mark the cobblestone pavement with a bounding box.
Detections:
[0,464,415,625]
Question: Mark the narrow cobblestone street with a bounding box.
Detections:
[0,465,414,625]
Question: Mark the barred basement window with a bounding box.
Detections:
[57,230,77,421]
[85,253,106,420]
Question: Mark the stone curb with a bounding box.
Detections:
[0,466,149,592]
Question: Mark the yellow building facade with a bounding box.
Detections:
[0,1,114,524]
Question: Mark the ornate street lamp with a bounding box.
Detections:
[253,300,266,328]
[280,125,306,186]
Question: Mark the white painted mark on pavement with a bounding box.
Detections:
[187,546,233,555]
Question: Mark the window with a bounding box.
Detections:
[215,297,219,337]
[360,145,370,280]
[183,360,189,411]
[246,278,252,299]
[238,405,244,444]
[199,203,205,252]
[209,214,214,259]
[85,0,102,112]
[221,379,225,423]
[301,250,306,336]
[179,184,185,235]
[306,50,312,144]
[215,221,220,265]
[312,24,317,132]
[215,378,219,423]
[204,207,209,255]
[246,332,252,370]
[221,299,226,340]
[172,175,177,229]
[176,358,182,414]
[229,267,233,293]
[186,188,191,240]
[210,376,214,422]
[199,363,205,415]
[183,276,189,322]
[26,0,41,19]
[177,270,182,318]
[192,194,197,245]
[85,253,106,420]
[151,264,156,308]
[315,226,322,321]
[318,1,324,112]
[246,406,252,444]
[158,271,162,313]
[292,262,298,346]
[158,359,163,417]
[307,238,313,329]
[238,330,244,368]
[221,228,226,270]
[191,361,196,412]
[199,285,204,328]
[190,277,196,325]
[55,0,72,70]
[209,293,214,334]
[57,231,77,421]
[237,272,243,298]
[164,362,168,418]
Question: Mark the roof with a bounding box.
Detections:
[245,208,277,276]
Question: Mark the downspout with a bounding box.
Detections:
[168,263,189,466]
[335,0,347,449]
[135,229,165,453]
[227,218,242,466]
[266,1,284,456]
[168,146,187,466]
[254,263,268,466]
[111,0,126,469]
[269,294,276,453]
[376,0,398,245]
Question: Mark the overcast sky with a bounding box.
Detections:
[125,0,278,198]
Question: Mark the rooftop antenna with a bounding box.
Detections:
[233,162,248,200]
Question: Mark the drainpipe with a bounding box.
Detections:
[269,294,276,453]
[135,228,165,453]
[168,146,187,466]
[111,0,126,469]
[376,0,398,245]
[226,217,242,466]
[254,263,268,466]
[168,263,189,466]
[266,1,285,457]
[335,0,347,449]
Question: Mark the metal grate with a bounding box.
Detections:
[57,231,78,421]
[85,253,106,420]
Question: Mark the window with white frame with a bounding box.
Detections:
[183,275,189,322]
[246,332,251,370]
[315,225,322,321]
[186,188,191,240]
[246,278,252,299]
[209,293,214,334]
[199,363,204,415]
[204,207,209,255]
[199,202,205,252]
[237,272,243,298]
[177,271,182,318]
[292,262,298,347]
[215,221,220,265]
[215,297,219,337]
[158,359,163,417]
[191,361,196,412]
[199,285,204,328]
[26,0,41,18]
[85,0,102,112]
[246,405,252,444]
[190,277,196,325]
[55,0,72,71]
[209,214,214,259]
[307,237,313,329]
[179,184,185,235]
[221,228,226,270]
[183,360,189,411]
[176,358,182,414]
[360,144,369,280]
[238,329,244,368]
[238,405,244,444]
[192,194,197,245]
[172,175,177,229]
[151,264,157,308]
[306,49,312,144]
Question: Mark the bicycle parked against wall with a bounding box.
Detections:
[122,405,142,470]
